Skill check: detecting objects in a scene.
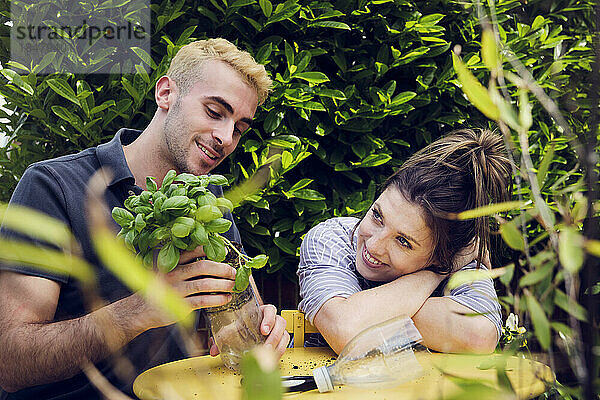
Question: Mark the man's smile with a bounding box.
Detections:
[196,140,219,160]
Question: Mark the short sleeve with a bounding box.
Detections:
[443,262,502,339]
[0,163,72,283]
[297,218,362,324]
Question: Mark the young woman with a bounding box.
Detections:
[298,129,512,354]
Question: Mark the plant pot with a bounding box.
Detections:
[205,284,265,371]
[204,243,265,371]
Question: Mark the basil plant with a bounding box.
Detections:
[111,170,267,292]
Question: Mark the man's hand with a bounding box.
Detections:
[258,304,290,358]
[138,247,236,329]
[209,304,289,359]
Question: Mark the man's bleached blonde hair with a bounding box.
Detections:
[166,38,272,105]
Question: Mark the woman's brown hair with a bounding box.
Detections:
[384,128,512,274]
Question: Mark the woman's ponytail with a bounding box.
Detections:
[465,129,512,267]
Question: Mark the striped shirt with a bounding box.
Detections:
[297,217,502,340]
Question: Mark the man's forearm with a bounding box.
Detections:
[0,296,147,392]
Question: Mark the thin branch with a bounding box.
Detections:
[81,360,134,400]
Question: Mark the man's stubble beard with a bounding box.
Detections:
[163,100,211,175]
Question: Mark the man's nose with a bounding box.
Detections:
[212,121,235,147]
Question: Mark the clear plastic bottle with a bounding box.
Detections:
[312,315,424,392]
[205,284,265,371]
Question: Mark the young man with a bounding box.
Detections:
[0,38,289,399]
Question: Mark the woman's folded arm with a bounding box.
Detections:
[313,269,444,353]
[412,296,499,354]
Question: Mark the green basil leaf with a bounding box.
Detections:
[124,196,140,211]
[139,191,152,204]
[149,226,171,247]
[207,235,227,262]
[134,213,146,232]
[188,186,207,198]
[196,192,217,207]
[171,186,187,197]
[170,216,195,237]
[146,177,158,192]
[136,230,151,253]
[209,175,228,186]
[171,222,192,238]
[124,229,136,251]
[112,207,134,227]
[142,250,154,268]
[161,196,190,211]
[176,173,200,185]
[204,240,216,261]
[133,206,153,215]
[205,218,232,233]
[233,266,251,292]
[190,223,209,245]
[172,236,189,249]
[152,191,167,203]
[162,170,177,187]
[216,197,234,213]
[245,254,268,270]
[157,242,179,272]
[195,205,223,222]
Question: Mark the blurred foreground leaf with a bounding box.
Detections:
[558,227,584,274]
[241,346,282,400]
[0,239,95,283]
[1,203,78,251]
[500,222,525,251]
[452,50,500,120]
[525,294,551,350]
[445,267,507,294]
[455,201,523,219]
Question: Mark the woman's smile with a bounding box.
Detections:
[362,246,386,268]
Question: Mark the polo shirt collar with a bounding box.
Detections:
[96,128,141,187]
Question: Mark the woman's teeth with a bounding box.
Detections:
[364,248,384,265]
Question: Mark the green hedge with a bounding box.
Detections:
[0,0,592,280]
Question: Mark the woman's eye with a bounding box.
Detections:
[397,236,412,249]
[371,208,382,221]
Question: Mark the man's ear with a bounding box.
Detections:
[155,76,175,110]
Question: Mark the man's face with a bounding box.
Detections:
[162,61,259,175]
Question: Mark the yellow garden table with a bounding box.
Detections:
[133,347,554,399]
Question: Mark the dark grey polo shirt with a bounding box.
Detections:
[0,128,243,399]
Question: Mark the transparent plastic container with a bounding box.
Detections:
[204,284,265,371]
[312,315,423,392]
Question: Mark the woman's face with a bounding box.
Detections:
[355,187,435,282]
